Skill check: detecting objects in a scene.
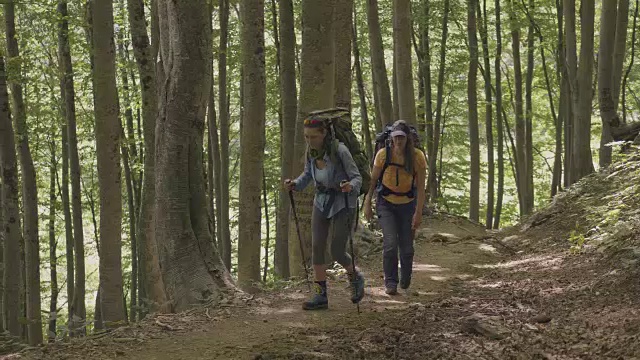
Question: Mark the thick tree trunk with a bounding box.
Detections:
[155,0,234,312]
[334,0,353,109]
[467,0,480,222]
[0,56,22,338]
[4,0,43,344]
[572,0,595,181]
[598,0,619,169]
[494,0,505,229]
[366,0,393,127]
[93,0,126,326]
[237,0,266,291]
[218,0,232,271]
[126,0,169,314]
[48,142,58,341]
[275,0,297,280]
[613,0,630,111]
[394,0,417,125]
[477,0,494,228]
[289,0,335,277]
[429,0,450,203]
[353,9,374,159]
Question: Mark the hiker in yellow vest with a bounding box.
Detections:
[364,120,427,295]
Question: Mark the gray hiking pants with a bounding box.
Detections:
[312,206,354,266]
[377,196,416,287]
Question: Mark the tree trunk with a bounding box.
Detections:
[622,0,639,123]
[564,0,578,184]
[4,0,43,344]
[289,0,335,277]
[93,0,126,326]
[155,0,234,312]
[467,0,480,222]
[572,0,595,181]
[126,0,169,314]
[478,0,494,228]
[493,0,504,229]
[218,0,232,271]
[508,0,526,216]
[237,0,266,291]
[393,0,417,125]
[353,8,374,159]
[429,0,450,204]
[552,0,565,196]
[598,0,619,169]
[275,0,296,280]
[525,0,535,214]
[613,0,630,112]
[334,0,353,109]
[60,122,75,330]
[0,56,22,338]
[422,0,434,195]
[262,168,270,283]
[120,125,137,323]
[366,0,393,127]
[48,141,59,341]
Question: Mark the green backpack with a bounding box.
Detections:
[305,107,371,196]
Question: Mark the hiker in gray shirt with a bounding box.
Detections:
[284,116,365,310]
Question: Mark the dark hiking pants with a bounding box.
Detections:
[377,196,416,287]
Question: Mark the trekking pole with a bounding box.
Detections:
[288,190,312,292]
[341,181,361,314]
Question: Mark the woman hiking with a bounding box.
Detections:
[284,115,366,310]
[364,120,427,295]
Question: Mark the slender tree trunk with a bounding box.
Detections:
[126,0,168,314]
[598,0,619,169]
[207,81,223,252]
[622,0,639,123]
[525,0,535,213]
[494,0,504,229]
[552,0,565,196]
[0,56,22,338]
[467,0,480,222]
[613,0,630,112]
[477,0,494,228]
[429,0,450,203]
[353,8,373,159]
[155,0,235,311]
[573,0,595,180]
[60,123,75,330]
[289,0,335,277]
[394,0,417,125]
[120,126,137,322]
[218,0,232,271]
[0,144,3,333]
[4,0,43,344]
[262,168,270,283]
[422,0,434,190]
[93,0,126,326]
[564,0,578,184]
[275,0,297,280]
[334,0,353,109]
[48,141,59,341]
[366,0,394,126]
[237,0,266,291]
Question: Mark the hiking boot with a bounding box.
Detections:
[385,285,398,295]
[400,276,411,290]
[350,272,365,304]
[303,282,329,310]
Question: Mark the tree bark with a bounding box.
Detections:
[334,0,353,109]
[275,0,297,280]
[394,0,417,125]
[467,0,480,222]
[477,0,493,228]
[237,0,266,291]
[422,0,434,196]
[525,0,535,214]
[622,0,639,123]
[564,0,578,185]
[429,0,450,203]
[60,122,75,330]
[126,0,169,314]
[289,0,335,277]
[613,0,630,111]
[366,0,393,127]
[155,0,235,312]
[48,140,59,341]
[262,168,270,283]
[0,55,22,338]
[218,0,232,271]
[552,0,565,196]
[93,0,126,326]
[494,0,504,229]
[353,8,374,159]
[4,0,43,344]
[120,125,137,323]
[573,0,595,181]
[598,0,619,169]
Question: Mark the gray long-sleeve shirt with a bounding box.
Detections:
[293,143,362,219]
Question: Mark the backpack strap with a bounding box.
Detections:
[376,145,417,199]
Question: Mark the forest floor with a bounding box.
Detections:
[14,152,640,360]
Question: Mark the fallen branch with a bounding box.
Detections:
[155,319,183,331]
